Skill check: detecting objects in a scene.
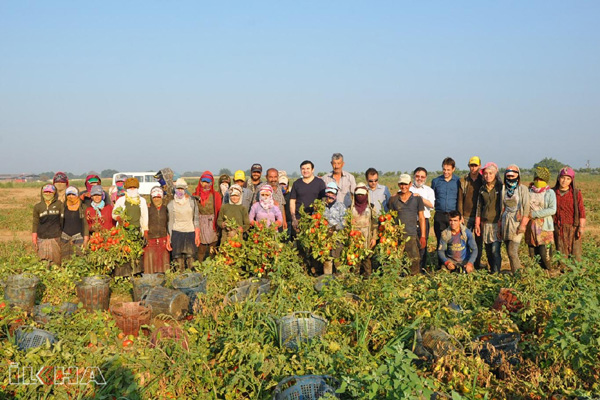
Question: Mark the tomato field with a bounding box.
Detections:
[0,181,599,399]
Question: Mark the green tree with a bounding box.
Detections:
[533,158,564,173]
[218,168,232,177]
[101,169,118,178]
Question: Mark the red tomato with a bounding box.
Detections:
[379,216,386,222]
[122,339,133,347]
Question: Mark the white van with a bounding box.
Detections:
[112,172,160,196]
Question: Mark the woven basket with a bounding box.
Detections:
[2,273,40,312]
[278,312,327,350]
[110,302,152,337]
[150,326,189,351]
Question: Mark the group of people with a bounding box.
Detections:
[434,157,586,274]
[31,153,586,277]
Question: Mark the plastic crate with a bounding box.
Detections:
[16,328,57,351]
[473,333,520,367]
[278,312,327,350]
[273,375,339,400]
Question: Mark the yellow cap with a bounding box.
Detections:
[234,170,246,181]
[468,156,481,166]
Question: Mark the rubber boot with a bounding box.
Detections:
[323,261,333,275]
[176,258,185,272]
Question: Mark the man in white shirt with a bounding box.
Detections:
[321,153,356,208]
[410,167,435,270]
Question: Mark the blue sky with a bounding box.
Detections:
[1,1,598,176]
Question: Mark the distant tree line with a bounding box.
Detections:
[34,159,600,182]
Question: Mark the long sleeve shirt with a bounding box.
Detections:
[324,201,347,231]
[322,171,356,208]
[431,175,460,213]
[369,184,391,215]
[438,226,478,265]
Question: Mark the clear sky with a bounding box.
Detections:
[1,1,599,176]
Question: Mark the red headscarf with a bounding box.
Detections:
[193,171,222,229]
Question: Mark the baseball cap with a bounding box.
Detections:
[251,163,262,173]
[234,170,246,181]
[325,182,339,193]
[279,176,289,185]
[66,186,78,196]
[468,156,481,166]
[90,185,104,196]
[43,184,56,193]
[355,183,368,195]
[150,186,164,197]
[398,174,411,185]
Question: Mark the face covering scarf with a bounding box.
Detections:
[126,189,141,205]
[43,193,54,203]
[92,200,105,215]
[259,192,274,210]
[504,178,519,198]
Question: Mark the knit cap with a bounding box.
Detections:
[534,167,551,183]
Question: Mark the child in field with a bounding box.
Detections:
[553,167,586,262]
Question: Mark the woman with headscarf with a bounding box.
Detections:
[112,178,147,275]
[217,184,250,245]
[525,167,557,270]
[500,165,530,273]
[218,174,231,199]
[474,162,503,273]
[112,178,148,234]
[553,167,586,262]
[167,178,200,271]
[109,174,128,204]
[349,183,378,276]
[80,175,112,208]
[60,186,89,260]
[32,184,63,265]
[144,186,170,273]
[53,172,69,203]
[249,185,283,228]
[193,171,222,262]
[85,185,115,233]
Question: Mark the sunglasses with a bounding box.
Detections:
[368,179,378,183]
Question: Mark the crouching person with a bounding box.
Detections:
[438,211,478,274]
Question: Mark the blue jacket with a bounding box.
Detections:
[431,175,460,213]
[437,225,478,265]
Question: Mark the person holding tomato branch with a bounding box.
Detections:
[388,174,426,275]
[322,182,347,274]
[438,210,477,274]
[349,183,378,276]
[86,185,115,233]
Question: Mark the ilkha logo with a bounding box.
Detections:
[8,364,106,385]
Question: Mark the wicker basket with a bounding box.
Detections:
[492,288,523,313]
[150,326,189,351]
[172,273,207,312]
[272,375,339,400]
[278,312,327,350]
[224,278,271,305]
[132,273,166,302]
[76,275,111,312]
[2,273,40,312]
[421,329,464,358]
[110,302,152,337]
